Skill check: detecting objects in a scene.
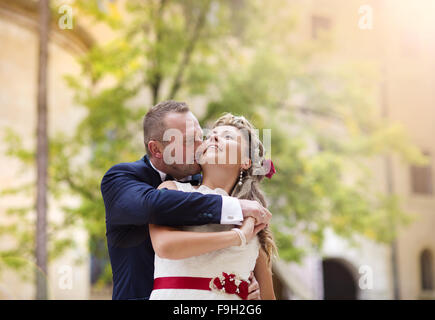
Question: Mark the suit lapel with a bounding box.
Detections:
[142,155,163,187]
[142,155,203,186]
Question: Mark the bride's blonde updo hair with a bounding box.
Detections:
[212,113,278,267]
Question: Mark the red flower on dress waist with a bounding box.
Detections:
[213,277,223,290]
[210,272,249,300]
[238,280,249,300]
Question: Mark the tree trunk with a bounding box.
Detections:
[35,0,50,300]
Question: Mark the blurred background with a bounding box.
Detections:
[0,0,434,300]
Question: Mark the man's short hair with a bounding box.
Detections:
[143,100,190,156]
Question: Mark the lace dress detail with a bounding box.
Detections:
[149,181,260,300]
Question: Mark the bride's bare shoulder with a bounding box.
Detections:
[157,181,177,190]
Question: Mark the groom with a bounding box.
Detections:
[101,100,272,300]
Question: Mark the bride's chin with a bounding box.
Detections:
[199,157,223,170]
[199,159,217,169]
[199,152,237,168]
[200,161,236,171]
[198,153,215,166]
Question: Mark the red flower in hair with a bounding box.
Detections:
[264,159,276,178]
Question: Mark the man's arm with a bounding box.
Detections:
[101,163,272,227]
[101,163,224,226]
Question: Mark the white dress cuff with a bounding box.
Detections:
[220,196,243,225]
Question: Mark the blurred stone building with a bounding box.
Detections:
[0,0,434,299]
[0,0,96,299]
[272,0,435,300]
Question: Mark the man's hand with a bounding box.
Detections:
[247,271,261,300]
[239,217,266,244]
[239,199,272,226]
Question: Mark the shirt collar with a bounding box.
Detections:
[148,158,167,182]
[148,156,193,183]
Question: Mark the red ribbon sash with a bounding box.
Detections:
[153,276,212,291]
[152,275,249,300]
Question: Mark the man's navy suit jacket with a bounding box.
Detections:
[100,155,224,300]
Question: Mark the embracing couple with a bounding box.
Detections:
[101,100,277,300]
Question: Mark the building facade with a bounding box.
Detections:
[0,0,93,299]
[273,0,435,300]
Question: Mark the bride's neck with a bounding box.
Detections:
[201,167,238,195]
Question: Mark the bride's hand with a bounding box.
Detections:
[239,217,266,243]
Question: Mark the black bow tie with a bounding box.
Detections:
[164,174,174,182]
[164,174,202,186]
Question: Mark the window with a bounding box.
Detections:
[311,15,331,39]
[410,152,433,195]
[420,249,434,291]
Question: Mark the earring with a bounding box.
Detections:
[238,169,243,186]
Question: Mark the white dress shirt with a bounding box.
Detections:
[149,159,243,225]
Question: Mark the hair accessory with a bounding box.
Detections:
[264,159,276,179]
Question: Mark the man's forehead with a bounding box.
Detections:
[164,112,200,129]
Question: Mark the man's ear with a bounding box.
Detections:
[148,140,163,159]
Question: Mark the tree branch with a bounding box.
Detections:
[60,166,97,202]
[167,1,211,100]
[148,0,167,105]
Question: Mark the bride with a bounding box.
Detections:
[149,113,277,300]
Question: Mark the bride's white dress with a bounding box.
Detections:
[149,181,260,300]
